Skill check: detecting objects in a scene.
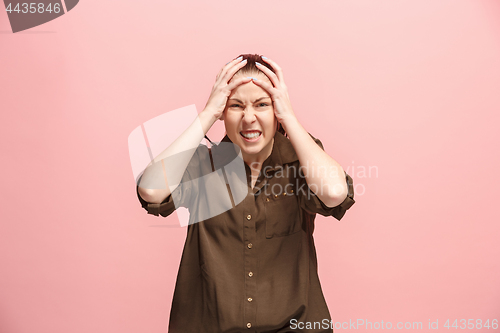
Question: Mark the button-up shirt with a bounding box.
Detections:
[136,131,355,333]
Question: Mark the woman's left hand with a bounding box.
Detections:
[251,57,297,126]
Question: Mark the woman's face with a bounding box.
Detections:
[223,72,277,164]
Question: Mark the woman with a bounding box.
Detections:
[137,54,355,332]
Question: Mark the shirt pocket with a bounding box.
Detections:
[264,190,302,239]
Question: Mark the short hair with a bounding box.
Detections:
[233,54,275,77]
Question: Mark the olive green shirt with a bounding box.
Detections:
[136,131,355,332]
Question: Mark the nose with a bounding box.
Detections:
[242,106,257,123]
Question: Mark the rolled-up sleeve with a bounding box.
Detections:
[136,175,192,217]
[298,171,355,220]
[136,145,203,218]
[297,135,355,220]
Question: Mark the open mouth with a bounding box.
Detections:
[240,130,262,140]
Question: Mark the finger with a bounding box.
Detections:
[255,61,280,88]
[247,77,275,96]
[215,67,224,80]
[215,57,245,85]
[226,75,253,91]
[219,58,248,86]
[260,56,285,84]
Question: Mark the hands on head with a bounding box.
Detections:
[202,54,296,165]
[139,55,292,202]
[203,56,253,121]
[204,54,295,125]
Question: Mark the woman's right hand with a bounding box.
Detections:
[203,56,253,120]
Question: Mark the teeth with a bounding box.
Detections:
[241,132,261,139]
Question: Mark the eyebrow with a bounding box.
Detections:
[228,97,271,104]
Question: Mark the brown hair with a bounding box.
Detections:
[232,54,286,137]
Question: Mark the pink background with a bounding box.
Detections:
[1,0,500,332]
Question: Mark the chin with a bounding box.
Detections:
[241,146,262,155]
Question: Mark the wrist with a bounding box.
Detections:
[280,114,300,134]
[198,109,218,134]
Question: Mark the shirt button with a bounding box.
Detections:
[248,271,253,277]
[247,322,252,329]
[247,297,253,302]
[247,243,253,249]
[246,214,252,220]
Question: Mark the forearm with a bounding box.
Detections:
[282,116,348,207]
[138,110,217,203]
